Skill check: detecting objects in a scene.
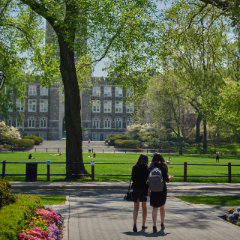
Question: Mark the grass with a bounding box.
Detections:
[38,195,66,205]
[0,152,240,182]
[182,143,240,154]
[176,196,240,206]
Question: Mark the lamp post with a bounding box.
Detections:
[0,70,6,90]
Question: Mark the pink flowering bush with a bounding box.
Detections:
[18,208,63,240]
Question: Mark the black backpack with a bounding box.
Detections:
[148,168,164,192]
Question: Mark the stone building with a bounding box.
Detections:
[3,77,133,141]
[3,81,64,140]
[81,77,134,141]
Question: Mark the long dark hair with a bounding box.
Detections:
[136,154,148,166]
[151,153,168,171]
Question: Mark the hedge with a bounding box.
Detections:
[114,140,142,148]
[0,179,16,209]
[11,139,35,148]
[105,134,130,146]
[0,195,43,240]
[22,136,43,145]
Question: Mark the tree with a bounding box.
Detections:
[147,74,189,155]
[0,121,21,144]
[1,0,158,178]
[158,1,227,151]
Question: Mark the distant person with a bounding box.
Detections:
[28,154,35,159]
[166,157,171,164]
[49,153,52,156]
[148,153,173,233]
[88,139,91,147]
[131,154,150,232]
[216,150,220,163]
[59,152,62,156]
[108,139,110,147]
[93,152,96,158]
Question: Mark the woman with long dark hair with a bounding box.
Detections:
[148,153,173,232]
[131,154,150,232]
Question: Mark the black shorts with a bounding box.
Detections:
[133,189,148,203]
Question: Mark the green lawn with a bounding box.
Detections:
[38,195,66,205]
[176,196,240,206]
[0,152,240,182]
[182,143,240,154]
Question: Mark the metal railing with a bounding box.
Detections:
[1,160,240,182]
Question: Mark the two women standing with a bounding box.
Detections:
[131,153,173,233]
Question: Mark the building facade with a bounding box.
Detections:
[3,77,133,141]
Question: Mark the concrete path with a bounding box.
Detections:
[11,182,240,240]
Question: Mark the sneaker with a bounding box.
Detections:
[133,224,137,232]
[153,226,157,233]
[161,223,165,230]
[142,226,148,230]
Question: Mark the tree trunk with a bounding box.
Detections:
[178,129,183,155]
[58,35,88,179]
[195,114,202,143]
[203,119,207,153]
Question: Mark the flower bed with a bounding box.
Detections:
[18,208,63,240]
[221,207,240,226]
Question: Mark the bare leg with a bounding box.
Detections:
[160,205,165,224]
[152,207,158,226]
[133,199,140,224]
[142,202,147,227]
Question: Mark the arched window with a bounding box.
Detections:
[40,117,47,128]
[115,118,122,128]
[126,119,133,127]
[28,117,35,128]
[104,118,111,129]
[92,118,100,128]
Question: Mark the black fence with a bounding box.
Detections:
[1,161,240,183]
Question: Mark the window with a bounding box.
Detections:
[126,102,134,113]
[28,117,35,128]
[28,133,35,136]
[16,119,23,128]
[40,86,48,95]
[40,100,48,112]
[92,100,100,112]
[93,87,101,96]
[115,118,122,128]
[92,118,100,128]
[40,117,47,128]
[103,133,109,140]
[28,85,36,95]
[8,101,13,112]
[16,100,24,112]
[104,118,111,129]
[126,119,133,126]
[126,89,134,97]
[104,87,111,97]
[104,101,111,113]
[39,133,47,140]
[115,101,123,113]
[28,100,36,112]
[92,133,100,141]
[115,87,123,97]
[6,119,12,127]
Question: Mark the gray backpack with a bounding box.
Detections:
[148,168,164,192]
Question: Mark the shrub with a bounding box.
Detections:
[0,121,21,145]
[22,136,43,145]
[0,179,16,209]
[114,140,142,148]
[0,195,43,240]
[11,139,35,148]
[105,134,130,146]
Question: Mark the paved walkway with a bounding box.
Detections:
[11,182,240,240]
